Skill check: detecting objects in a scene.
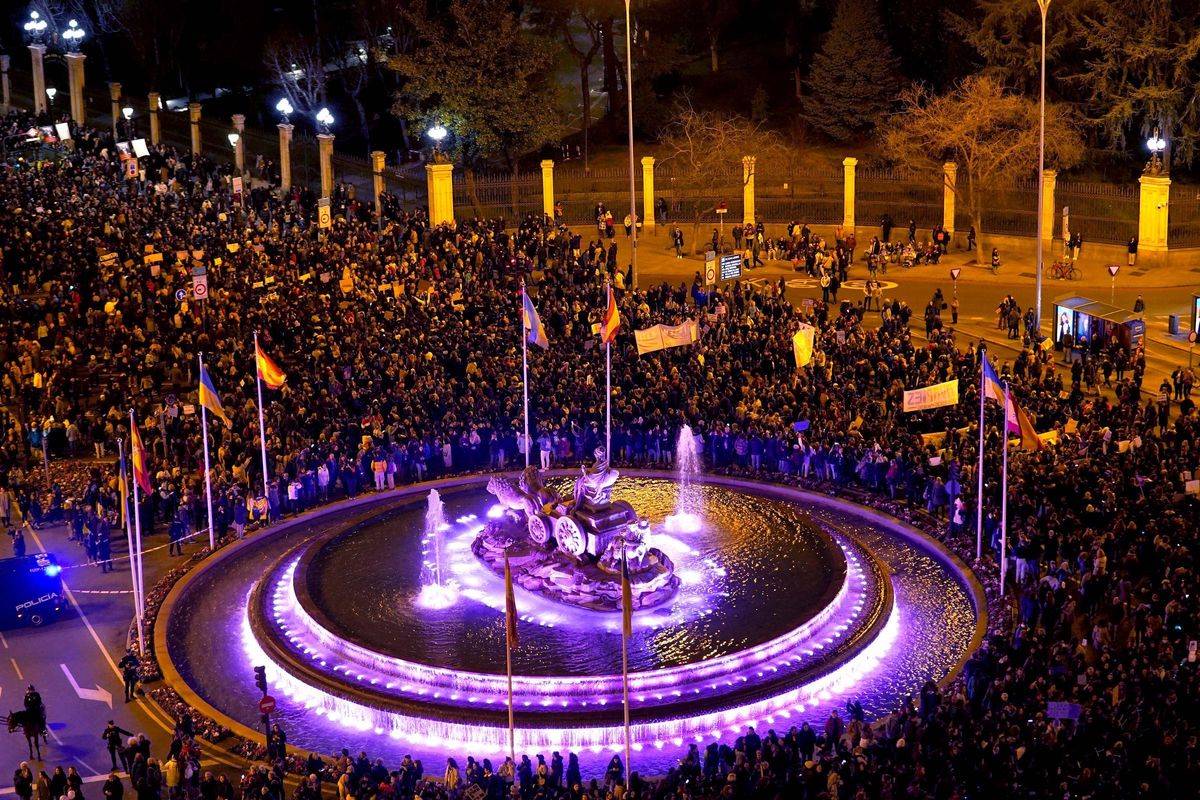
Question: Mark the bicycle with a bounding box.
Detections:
[1050,260,1082,281]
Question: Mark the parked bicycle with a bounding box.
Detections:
[1050,259,1082,280]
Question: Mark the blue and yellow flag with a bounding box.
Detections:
[981,357,1005,404]
[522,289,548,350]
[198,363,232,428]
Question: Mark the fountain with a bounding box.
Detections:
[416,489,459,609]
[665,425,704,534]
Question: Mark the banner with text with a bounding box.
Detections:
[903,379,960,412]
[635,320,700,355]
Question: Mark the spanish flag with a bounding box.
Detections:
[118,447,129,528]
[620,553,633,637]
[198,362,232,428]
[521,289,549,350]
[504,553,519,650]
[600,284,620,345]
[130,417,152,494]
[256,341,286,390]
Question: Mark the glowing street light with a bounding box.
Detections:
[1146,128,1167,175]
[45,86,56,103]
[24,10,48,42]
[63,18,86,52]
[428,123,448,143]
[227,132,240,147]
[316,106,334,134]
[276,97,293,124]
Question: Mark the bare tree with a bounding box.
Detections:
[264,35,327,116]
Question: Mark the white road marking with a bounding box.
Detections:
[74,757,102,776]
[10,658,23,681]
[60,663,114,707]
[0,631,8,649]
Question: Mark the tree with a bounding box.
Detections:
[881,75,1084,263]
[701,0,739,73]
[264,35,328,117]
[658,96,788,252]
[802,0,902,141]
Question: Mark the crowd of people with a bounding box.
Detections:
[2,107,1199,799]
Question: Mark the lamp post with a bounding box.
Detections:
[25,10,49,114]
[46,86,56,107]
[428,122,447,160]
[63,19,87,124]
[276,98,294,192]
[122,105,134,141]
[1034,0,1050,335]
[315,107,335,200]
[231,114,246,176]
[624,0,639,289]
[1146,128,1166,175]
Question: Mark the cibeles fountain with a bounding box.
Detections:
[161,437,983,775]
[475,448,680,612]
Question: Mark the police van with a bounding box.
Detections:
[0,553,65,627]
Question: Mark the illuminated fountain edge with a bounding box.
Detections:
[155,470,984,757]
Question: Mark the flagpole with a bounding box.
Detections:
[1000,382,1010,597]
[199,353,216,550]
[976,345,986,561]
[504,553,516,766]
[128,411,147,655]
[117,438,144,655]
[254,331,271,507]
[620,551,631,786]
[605,283,612,459]
[521,284,530,469]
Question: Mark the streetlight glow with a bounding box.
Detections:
[122,106,133,120]
[228,132,240,147]
[428,124,448,142]
[46,87,56,101]
[316,107,334,134]
[24,10,48,40]
[276,98,294,124]
[1147,131,1166,153]
[63,18,86,51]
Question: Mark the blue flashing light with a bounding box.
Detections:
[43,564,62,577]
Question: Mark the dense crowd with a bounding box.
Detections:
[2,108,1199,799]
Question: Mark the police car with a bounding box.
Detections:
[0,553,65,627]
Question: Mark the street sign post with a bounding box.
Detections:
[258,695,276,715]
[318,198,332,230]
[949,267,961,297]
[1107,263,1119,303]
[715,201,728,247]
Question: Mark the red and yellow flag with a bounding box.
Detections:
[130,417,152,494]
[504,553,519,650]
[621,554,633,637]
[256,341,287,389]
[600,284,620,345]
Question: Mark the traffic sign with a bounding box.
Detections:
[949,268,961,281]
[1188,331,1198,344]
[193,273,208,299]
[259,695,276,714]
[1107,264,1120,278]
[174,288,188,303]
[318,197,332,230]
[715,201,728,214]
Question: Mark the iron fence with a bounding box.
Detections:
[1056,179,1138,245]
[1168,183,1200,247]
[856,168,942,231]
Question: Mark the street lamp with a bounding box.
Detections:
[63,18,86,52]
[23,10,47,42]
[46,87,56,104]
[1146,128,1167,175]
[315,107,334,134]
[227,132,240,147]
[428,123,447,161]
[1034,0,1050,337]
[276,98,293,125]
[122,105,134,140]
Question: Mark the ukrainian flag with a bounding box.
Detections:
[600,284,620,345]
[198,363,232,428]
[256,342,287,390]
[522,290,549,350]
[982,357,1005,404]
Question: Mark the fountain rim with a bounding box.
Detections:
[155,470,988,750]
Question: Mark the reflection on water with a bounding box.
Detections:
[307,480,842,675]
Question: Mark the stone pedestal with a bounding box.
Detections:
[742,156,757,225]
[147,93,161,145]
[278,124,293,192]
[1138,173,1170,253]
[842,157,858,231]
[188,102,202,155]
[231,114,246,175]
[108,82,122,140]
[372,150,386,220]
[65,53,86,124]
[29,45,46,114]
[425,162,455,226]
[540,159,555,219]
[942,162,957,237]
[641,156,656,231]
[1,55,10,111]
[317,133,335,199]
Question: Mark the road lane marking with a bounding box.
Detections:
[60,663,114,707]
[10,658,23,681]
[0,631,8,649]
[47,727,63,745]
[74,758,102,777]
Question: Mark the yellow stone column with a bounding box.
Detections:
[65,52,86,124]
[188,102,202,155]
[842,157,858,231]
[641,156,656,232]
[425,162,455,226]
[108,81,122,140]
[277,124,293,192]
[372,150,386,220]
[1041,169,1057,245]
[317,133,335,199]
[942,162,957,237]
[1138,173,1170,253]
[742,156,757,225]
[147,93,161,145]
[0,55,10,111]
[540,159,555,219]
[29,45,47,114]
[231,114,246,176]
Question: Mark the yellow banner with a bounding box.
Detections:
[903,379,960,412]
[792,324,816,368]
[634,321,699,355]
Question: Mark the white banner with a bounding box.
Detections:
[902,379,960,412]
[635,320,699,355]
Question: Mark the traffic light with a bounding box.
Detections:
[253,665,267,694]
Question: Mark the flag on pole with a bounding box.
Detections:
[130,417,152,494]
[1004,388,1045,451]
[621,554,633,637]
[521,290,549,350]
[255,341,287,389]
[600,284,621,344]
[118,446,129,529]
[198,362,232,428]
[504,553,519,650]
[982,357,1005,403]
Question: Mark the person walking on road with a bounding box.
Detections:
[103,721,134,771]
[118,650,141,702]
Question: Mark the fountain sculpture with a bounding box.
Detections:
[665,424,704,534]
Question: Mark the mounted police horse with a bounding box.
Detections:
[6,709,46,760]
